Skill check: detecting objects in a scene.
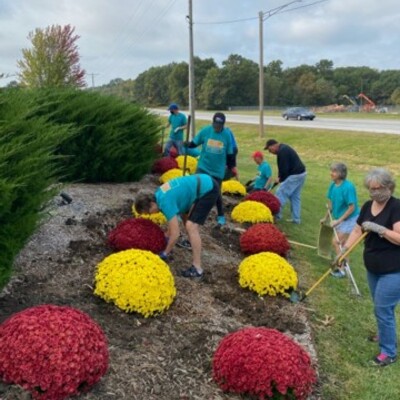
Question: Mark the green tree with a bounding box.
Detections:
[390,88,400,105]
[199,67,228,110]
[17,24,85,88]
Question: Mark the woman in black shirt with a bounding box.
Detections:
[340,168,400,367]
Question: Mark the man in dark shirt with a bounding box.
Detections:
[264,139,307,224]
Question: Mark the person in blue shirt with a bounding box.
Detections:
[163,103,187,157]
[322,162,360,278]
[134,174,219,280]
[185,112,235,226]
[246,151,273,192]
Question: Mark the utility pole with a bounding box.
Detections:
[187,0,196,138]
[259,11,264,138]
[87,73,99,88]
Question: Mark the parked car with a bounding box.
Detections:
[282,107,315,121]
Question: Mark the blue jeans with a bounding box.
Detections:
[163,139,184,156]
[275,172,307,223]
[367,270,400,357]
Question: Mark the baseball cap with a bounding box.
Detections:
[212,112,226,125]
[252,151,263,159]
[264,139,278,150]
[168,103,179,111]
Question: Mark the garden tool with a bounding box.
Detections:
[160,127,166,150]
[326,206,361,296]
[289,231,368,303]
[182,115,191,176]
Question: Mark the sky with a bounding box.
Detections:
[1,0,399,88]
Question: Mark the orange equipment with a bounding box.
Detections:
[357,93,376,112]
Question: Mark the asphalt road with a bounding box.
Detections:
[152,109,400,135]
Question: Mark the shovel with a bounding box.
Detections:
[289,231,368,303]
[326,207,361,296]
[182,115,191,176]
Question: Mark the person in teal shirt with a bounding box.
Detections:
[163,103,187,156]
[134,174,219,280]
[322,162,360,278]
[186,112,235,226]
[246,151,273,192]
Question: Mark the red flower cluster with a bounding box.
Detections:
[245,191,281,215]
[213,327,316,400]
[0,305,109,400]
[240,223,290,256]
[152,156,178,174]
[108,218,166,253]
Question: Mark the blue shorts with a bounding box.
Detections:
[336,214,358,234]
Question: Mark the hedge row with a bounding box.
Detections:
[0,88,162,287]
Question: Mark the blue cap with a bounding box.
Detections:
[168,103,179,111]
[212,112,226,125]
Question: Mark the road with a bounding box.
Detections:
[152,109,400,135]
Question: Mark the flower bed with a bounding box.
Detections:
[132,206,167,225]
[159,168,185,183]
[244,191,281,215]
[152,156,178,174]
[94,249,176,317]
[221,180,247,196]
[238,252,297,297]
[213,327,316,400]
[0,305,109,400]
[176,155,197,174]
[107,218,166,253]
[240,223,290,256]
[231,200,273,223]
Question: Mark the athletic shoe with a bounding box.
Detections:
[177,239,192,250]
[217,216,226,226]
[330,269,346,278]
[371,353,397,367]
[180,266,204,281]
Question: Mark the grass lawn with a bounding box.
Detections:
[230,123,400,399]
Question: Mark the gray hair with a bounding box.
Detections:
[134,190,156,214]
[364,168,396,193]
[330,162,347,180]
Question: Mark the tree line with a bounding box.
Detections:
[96,55,400,109]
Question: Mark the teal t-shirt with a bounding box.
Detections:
[155,174,213,221]
[168,112,187,141]
[254,161,272,189]
[327,180,359,220]
[193,125,234,179]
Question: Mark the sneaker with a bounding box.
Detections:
[177,239,192,250]
[371,353,397,367]
[217,216,226,226]
[330,269,346,278]
[180,266,204,281]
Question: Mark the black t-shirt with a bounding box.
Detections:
[276,144,306,182]
[357,197,400,274]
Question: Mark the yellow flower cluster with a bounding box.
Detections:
[94,249,176,317]
[159,168,185,183]
[176,155,198,174]
[221,180,247,196]
[132,206,167,225]
[231,200,273,223]
[238,252,298,297]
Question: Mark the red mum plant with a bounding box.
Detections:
[213,327,316,400]
[152,156,178,174]
[245,191,281,215]
[240,223,290,256]
[108,218,166,253]
[0,305,109,400]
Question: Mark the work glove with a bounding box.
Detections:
[362,221,387,236]
[331,246,348,268]
[183,141,190,148]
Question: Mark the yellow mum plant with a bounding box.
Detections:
[221,180,246,196]
[94,249,176,317]
[176,155,198,174]
[238,252,298,297]
[231,200,273,223]
[132,206,167,225]
[159,168,185,183]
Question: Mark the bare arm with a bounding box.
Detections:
[164,216,180,254]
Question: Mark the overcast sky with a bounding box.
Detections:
[1,0,399,87]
